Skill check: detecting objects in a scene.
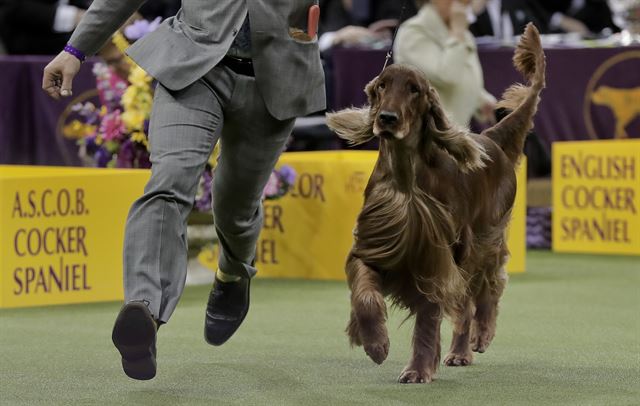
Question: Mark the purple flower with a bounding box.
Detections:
[85,110,101,125]
[194,169,213,212]
[95,147,112,167]
[124,17,162,41]
[117,140,134,168]
[72,102,96,118]
[135,146,151,169]
[84,136,98,154]
[277,165,297,186]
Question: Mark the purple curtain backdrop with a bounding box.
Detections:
[0,56,98,166]
[1,47,639,166]
[331,46,640,146]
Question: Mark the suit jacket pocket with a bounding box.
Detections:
[287,0,318,40]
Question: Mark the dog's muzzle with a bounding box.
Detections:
[378,111,398,126]
[375,111,405,140]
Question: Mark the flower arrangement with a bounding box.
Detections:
[194,163,297,212]
[63,19,296,212]
[263,165,297,200]
[63,31,152,169]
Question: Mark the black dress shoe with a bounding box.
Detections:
[112,301,157,380]
[205,277,250,346]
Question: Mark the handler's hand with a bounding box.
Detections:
[42,51,81,100]
[333,25,375,46]
[476,100,496,125]
[450,1,470,42]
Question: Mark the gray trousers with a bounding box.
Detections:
[123,65,295,322]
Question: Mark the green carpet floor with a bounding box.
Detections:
[1,251,638,406]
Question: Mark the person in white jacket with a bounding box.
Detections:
[394,0,496,127]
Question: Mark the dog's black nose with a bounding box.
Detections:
[379,111,398,125]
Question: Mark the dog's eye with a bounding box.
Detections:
[378,82,386,90]
[410,85,420,94]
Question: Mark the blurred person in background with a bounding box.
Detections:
[395,0,551,176]
[539,0,619,36]
[0,0,91,54]
[318,0,418,52]
[468,0,549,39]
[394,0,496,127]
[319,0,418,112]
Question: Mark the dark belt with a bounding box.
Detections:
[221,55,255,77]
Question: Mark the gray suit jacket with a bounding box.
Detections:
[69,0,326,120]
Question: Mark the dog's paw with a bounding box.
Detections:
[443,351,473,367]
[398,368,434,384]
[470,334,493,353]
[363,338,389,365]
[470,324,495,353]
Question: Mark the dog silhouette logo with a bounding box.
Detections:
[584,51,640,140]
[591,86,640,139]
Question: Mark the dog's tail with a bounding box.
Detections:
[484,23,546,165]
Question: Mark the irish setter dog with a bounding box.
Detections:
[326,23,545,383]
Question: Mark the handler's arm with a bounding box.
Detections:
[42,0,147,100]
[69,0,148,56]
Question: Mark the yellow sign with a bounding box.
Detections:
[552,140,640,255]
[0,166,149,308]
[507,157,527,274]
[200,151,526,279]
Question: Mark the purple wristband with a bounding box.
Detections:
[64,44,86,63]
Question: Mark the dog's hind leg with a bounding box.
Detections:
[346,255,389,365]
[471,265,508,353]
[398,298,442,383]
[443,300,474,366]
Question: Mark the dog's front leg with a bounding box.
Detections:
[346,255,389,365]
[444,300,474,366]
[470,266,507,353]
[398,299,442,384]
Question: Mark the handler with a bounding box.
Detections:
[43,0,325,380]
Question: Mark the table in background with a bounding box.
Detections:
[331,45,640,147]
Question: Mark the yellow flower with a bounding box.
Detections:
[131,131,149,148]
[84,124,97,137]
[122,110,146,132]
[95,135,104,145]
[136,92,153,113]
[128,66,152,88]
[208,144,220,168]
[63,120,96,139]
[100,105,108,117]
[112,32,131,54]
[121,87,136,110]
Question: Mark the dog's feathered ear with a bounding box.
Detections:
[424,87,489,172]
[326,76,378,146]
[365,75,379,105]
[326,108,374,146]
